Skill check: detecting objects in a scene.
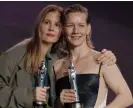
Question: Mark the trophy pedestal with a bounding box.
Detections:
[33,101,47,108]
[71,102,83,108]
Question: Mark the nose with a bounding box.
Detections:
[49,23,54,31]
[73,26,79,34]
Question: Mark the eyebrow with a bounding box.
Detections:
[79,23,86,24]
[65,23,86,24]
[43,19,50,21]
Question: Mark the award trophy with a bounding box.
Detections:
[35,60,50,108]
[68,62,83,108]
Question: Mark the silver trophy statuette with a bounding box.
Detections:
[68,62,83,108]
[36,60,49,106]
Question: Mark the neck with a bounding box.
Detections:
[40,42,53,59]
[69,43,91,62]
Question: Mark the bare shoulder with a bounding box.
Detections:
[90,49,101,60]
[91,49,100,55]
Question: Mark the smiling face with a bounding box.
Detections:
[39,11,62,44]
[64,12,90,47]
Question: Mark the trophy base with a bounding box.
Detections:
[71,102,83,108]
[33,101,46,107]
[36,101,44,105]
[33,101,52,108]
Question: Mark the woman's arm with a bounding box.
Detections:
[102,64,133,108]
[0,52,34,108]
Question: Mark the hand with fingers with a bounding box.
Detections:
[33,86,50,103]
[60,89,76,105]
[96,49,116,66]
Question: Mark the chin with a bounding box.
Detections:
[69,42,83,47]
[42,39,58,44]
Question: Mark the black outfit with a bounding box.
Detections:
[56,64,102,108]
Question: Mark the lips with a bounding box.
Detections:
[70,36,81,39]
[47,33,56,37]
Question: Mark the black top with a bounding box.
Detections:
[56,64,102,108]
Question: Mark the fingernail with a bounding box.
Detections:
[102,49,107,52]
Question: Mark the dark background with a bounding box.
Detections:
[0,1,133,107]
